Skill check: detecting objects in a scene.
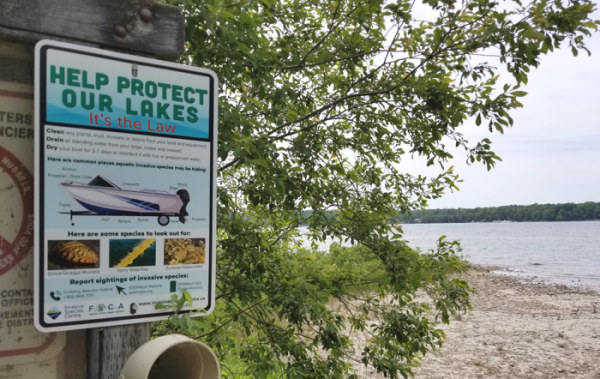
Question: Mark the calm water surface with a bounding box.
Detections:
[302,221,600,292]
[402,221,600,292]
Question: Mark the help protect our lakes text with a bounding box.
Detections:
[49,65,208,124]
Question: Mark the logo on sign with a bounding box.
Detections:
[89,303,125,315]
[47,307,62,320]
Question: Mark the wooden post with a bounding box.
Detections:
[0,2,184,378]
[86,324,152,379]
[0,1,184,60]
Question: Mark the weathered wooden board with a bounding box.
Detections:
[0,0,184,60]
[86,324,151,379]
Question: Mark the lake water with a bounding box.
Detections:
[303,221,600,292]
[402,221,600,292]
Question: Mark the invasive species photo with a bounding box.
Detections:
[48,240,100,270]
[164,238,205,265]
[109,238,156,268]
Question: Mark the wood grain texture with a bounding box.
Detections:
[86,323,151,379]
[0,0,184,60]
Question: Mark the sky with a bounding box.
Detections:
[425,15,600,209]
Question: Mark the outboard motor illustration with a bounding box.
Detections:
[61,176,190,226]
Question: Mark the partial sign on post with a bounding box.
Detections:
[0,79,65,366]
[33,40,217,332]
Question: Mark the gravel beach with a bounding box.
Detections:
[413,266,600,378]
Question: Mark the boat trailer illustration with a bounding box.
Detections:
[61,176,190,226]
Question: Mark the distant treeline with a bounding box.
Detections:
[396,202,600,224]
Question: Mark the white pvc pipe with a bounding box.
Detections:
[119,334,219,379]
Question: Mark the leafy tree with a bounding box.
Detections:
[159,0,598,377]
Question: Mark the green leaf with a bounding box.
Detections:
[182,289,194,308]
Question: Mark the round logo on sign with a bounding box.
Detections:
[0,145,34,276]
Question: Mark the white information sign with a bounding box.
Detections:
[33,40,217,332]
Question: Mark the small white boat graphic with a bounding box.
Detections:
[62,176,189,226]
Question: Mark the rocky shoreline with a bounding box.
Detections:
[412,265,600,378]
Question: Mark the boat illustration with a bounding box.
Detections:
[61,176,189,226]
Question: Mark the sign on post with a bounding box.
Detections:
[33,40,217,332]
[0,79,66,367]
